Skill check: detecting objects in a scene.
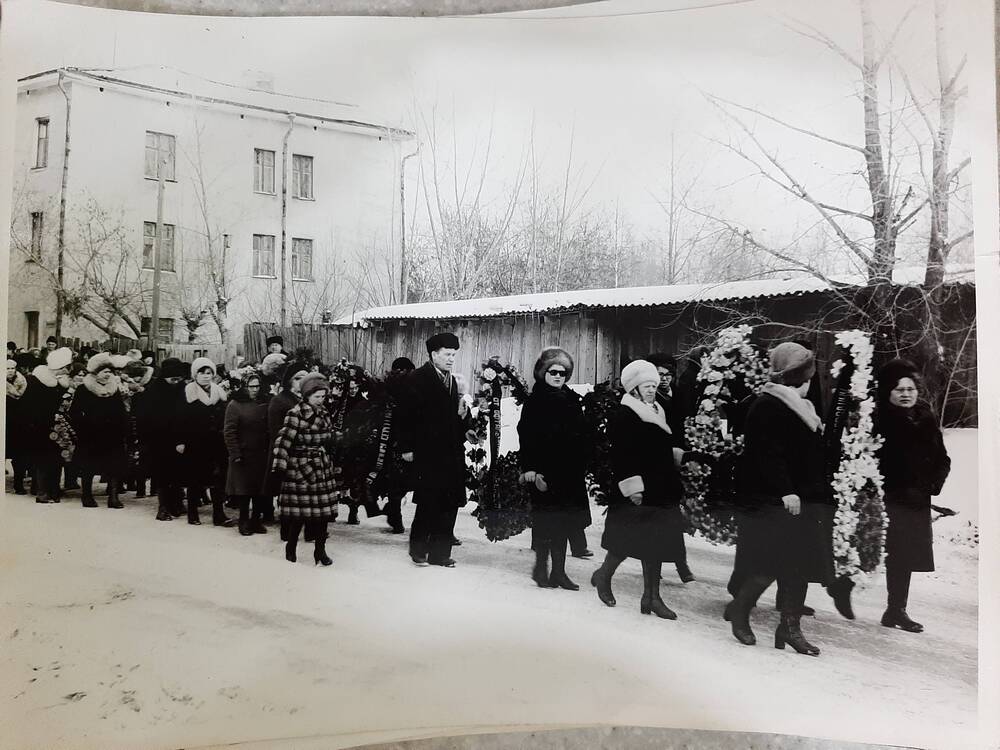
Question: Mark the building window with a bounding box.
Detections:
[35,119,49,168]
[252,234,276,277]
[292,154,314,199]
[254,149,275,194]
[144,131,176,180]
[29,212,43,261]
[140,317,175,343]
[142,222,175,271]
[291,238,313,281]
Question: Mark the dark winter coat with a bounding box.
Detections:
[366,373,415,498]
[654,387,685,440]
[396,361,473,502]
[20,367,69,464]
[224,390,271,496]
[270,401,339,520]
[601,399,686,562]
[518,383,593,539]
[6,372,29,459]
[735,392,834,584]
[875,402,950,572]
[68,375,129,477]
[133,378,186,483]
[261,389,300,495]
[175,382,228,487]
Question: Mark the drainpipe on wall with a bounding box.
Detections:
[279,113,295,327]
[54,69,73,338]
[400,145,419,305]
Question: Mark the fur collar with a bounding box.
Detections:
[31,365,69,389]
[762,382,822,432]
[621,392,671,435]
[184,381,227,406]
[6,371,27,399]
[83,373,123,398]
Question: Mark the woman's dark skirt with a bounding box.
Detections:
[885,495,934,572]
[601,502,686,563]
[734,501,834,584]
[531,506,589,544]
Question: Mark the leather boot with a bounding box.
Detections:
[775,612,820,655]
[532,541,552,588]
[155,487,173,521]
[249,497,268,534]
[286,520,301,563]
[347,504,360,525]
[107,479,124,509]
[548,542,579,591]
[313,529,332,566]
[187,488,201,525]
[212,492,235,527]
[639,560,676,619]
[881,608,924,633]
[591,553,622,607]
[675,561,695,583]
[730,575,772,645]
[81,475,98,508]
[238,497,253,536]
[827,576,856,620]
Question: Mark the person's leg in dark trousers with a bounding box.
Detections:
[155,483,174,520]
[409,493,432,563]
[258,495,275,524]
[237,496,252,536]
[80,472,98,508]
[882,565,923,632]
[187,486,202,524]
[285,518,304,562]
[63,462,80,490]
[427,500,458,566]
[774,576,819,655]
[45,461,63,502]
[385,491,405,533]
[106,475,123,508]
[568,527,591,558]
[11,457,28,494]
[249,496,268,533]
[549,533,579,590]
[211,482,234,527]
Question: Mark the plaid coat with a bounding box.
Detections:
[271,401,339,520]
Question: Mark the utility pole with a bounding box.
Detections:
[400,146,419,305]
[280,114,295,327]
[55,70,72,338]
[149,151,166,352]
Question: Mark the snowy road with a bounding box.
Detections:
[0,488,978,750]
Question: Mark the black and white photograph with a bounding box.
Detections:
[0,1,997,749]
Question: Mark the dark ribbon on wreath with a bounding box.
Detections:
[823,357,856,485]
[486,376,502,504]
[366,404,394,492]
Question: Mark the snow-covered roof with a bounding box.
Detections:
[336,265,974,326]
[18,67,414,139]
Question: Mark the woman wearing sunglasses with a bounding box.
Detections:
[517,347,595,590]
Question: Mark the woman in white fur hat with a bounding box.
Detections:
[68,352,129,509]
[590,359,690,621]
[174,357,234,527]
[21,347,74,503]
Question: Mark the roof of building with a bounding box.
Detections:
[336,265,975,325]
[18,67,415,139]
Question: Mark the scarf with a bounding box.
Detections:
[184,381,228,406]
[83,373,123,398]
[762,382,822,432]
[6,371,27,399]
[621,392,671,435]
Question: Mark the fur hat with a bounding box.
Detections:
[426,332,460,354]
[190,356,216,380]
[16,352,38,371]
[123,361,154,386]
[45,335,58,345]
[300,373,330,401]
[265,335,284,347]
[768,342,816,387]
[391,356,415,372]
[160,357,187,380]
[877,358,920,405]
[6,358,17,370]
[620,359,659,393]
[46,347,73,371]
[260,352,287,375]
[646,352,676,373]
[86,352,116,374]
[281,360,309,391]
[533,347,574,383]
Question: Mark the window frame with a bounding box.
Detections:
[253,148,276,195]
[291,237,314,282]
[140,316,175,343]
[252,234,277,278]
[292,154,314,200]
[142,221,176,272]
[34,118,49,169]
[29,211,43,261]
[144,131,176,182]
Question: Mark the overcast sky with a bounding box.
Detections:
[3,0,985,272]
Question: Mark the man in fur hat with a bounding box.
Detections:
[396,332,479,567]
[265,335,286,356]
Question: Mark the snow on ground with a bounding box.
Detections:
[0,480,978,750]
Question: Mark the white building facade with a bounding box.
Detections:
[8,67,413,359]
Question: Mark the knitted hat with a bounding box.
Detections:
[46,347,73,371]
[191,356,216,380]
[426,332,460,354]
[86,351,116,374]
[768,342,816,387]
[160,357,187,380]
[877,358,919,405]
[620,359,659,393]
[533,346,574,383]
[6,358,17,369]
[300,373,330,401]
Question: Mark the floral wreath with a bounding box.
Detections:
[828,330,887,579]
[680,325,769,544]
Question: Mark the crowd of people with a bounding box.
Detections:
[5,330,951,657]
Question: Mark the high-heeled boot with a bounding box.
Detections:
[774,612,820,655]
[532,541,552,588]
[548,542,579,591]
[81,475,98,508]
[591,553,622,607]
[639,560,676,619]
[107,478,124,509]
[314,530,332,567]
[285,521,301,563]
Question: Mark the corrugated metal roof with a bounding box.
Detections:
[336,265,974,326]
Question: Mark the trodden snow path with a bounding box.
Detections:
[0,488,978,750]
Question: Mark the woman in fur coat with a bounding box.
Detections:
[224,370,271,536]
[728,342,834,656]
[875,359,951,634]
[21,347,74,503]
[174,357,234,527]
[270,373,339,566]
[6,358,29,494]
[518,347,594,591]
[590,359,689,621]
[68,352,129,509]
